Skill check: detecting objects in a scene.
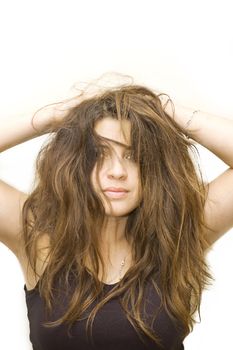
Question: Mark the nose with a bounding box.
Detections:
[106,156,128,180]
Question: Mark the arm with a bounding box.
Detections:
[0,96,80,255]
[0,106,56,254]
[166,103,233,168]
[164,100,233,246]
[0,107,54,153]
[0,95,83,153]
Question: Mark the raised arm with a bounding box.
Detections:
[163,99,233,247]
[0,94,85,256]
[0,106,56,255]
[0,106,56,153]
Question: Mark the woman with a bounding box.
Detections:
[0,77,233,350]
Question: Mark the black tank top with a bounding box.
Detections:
[24,271,186,350]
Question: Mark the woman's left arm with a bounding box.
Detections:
[165,103,233,248]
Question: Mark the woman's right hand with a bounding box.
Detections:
[32,93,88,132]
[52,95,84,123]
[41,89,98,126]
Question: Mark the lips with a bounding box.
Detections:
[103,187,129,199]
[103,187,129,192]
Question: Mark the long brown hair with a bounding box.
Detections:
[22,73,214,348]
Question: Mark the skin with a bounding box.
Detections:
[90,117,141,258]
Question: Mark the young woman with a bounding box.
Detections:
[0,80,233,350]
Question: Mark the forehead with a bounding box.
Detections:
[94,117,131,146]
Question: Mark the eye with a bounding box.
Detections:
[95,146,110,159]
[124,151,135,161]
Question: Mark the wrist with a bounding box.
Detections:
[164,102,201,137]
[31,105,57,134]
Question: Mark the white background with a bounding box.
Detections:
[0,0,233,349]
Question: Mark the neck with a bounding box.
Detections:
[84,216,133,281]
[99,216,128,249]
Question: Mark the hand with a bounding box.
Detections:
[51,89,99,124]
[51,97,81,124]
[33,92,92,131]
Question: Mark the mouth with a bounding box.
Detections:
[103,187,129,199]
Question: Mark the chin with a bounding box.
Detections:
[104,204,137,218]
[105,212,129,218]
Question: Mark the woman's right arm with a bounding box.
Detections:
[0,108,55,255]
[0,94,84,153]
[0,96,80,255]
[0,108,54,153]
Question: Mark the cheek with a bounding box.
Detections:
[131,169,140,188]
[134,173,142,201]
[90,166,103,191]
[90,166,97,190]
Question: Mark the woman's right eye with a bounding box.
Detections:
[95,147,110,159]
[101,148,110,158]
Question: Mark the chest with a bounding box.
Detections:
[24,280,185,350]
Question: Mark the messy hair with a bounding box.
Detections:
[22,73,214,348]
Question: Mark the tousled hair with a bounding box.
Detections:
[22,73,214,348]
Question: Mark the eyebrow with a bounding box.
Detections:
[99,136,132,150]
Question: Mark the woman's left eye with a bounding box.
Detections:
[124,152,134,160]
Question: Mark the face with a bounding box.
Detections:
[91,117,141,217]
